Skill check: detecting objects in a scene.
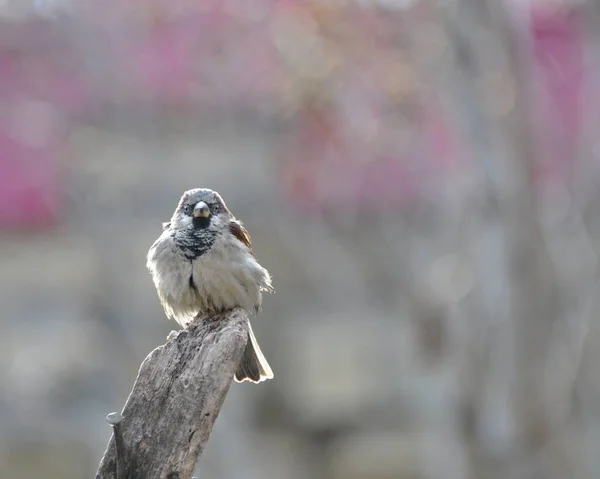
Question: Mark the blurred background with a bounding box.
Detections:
[1,0,600,478]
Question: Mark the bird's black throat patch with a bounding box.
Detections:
[173,228,215,260]
[192,216,211,229]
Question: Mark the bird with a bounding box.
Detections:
[146,188,274,383]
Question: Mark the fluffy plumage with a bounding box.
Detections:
[146,188,274,383]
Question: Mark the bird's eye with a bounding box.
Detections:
[183,204,192,214]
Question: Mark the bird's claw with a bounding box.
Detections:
[166,330,180,341]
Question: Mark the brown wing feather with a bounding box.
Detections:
[229,220,253,254]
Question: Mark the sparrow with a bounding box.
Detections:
[146,188,274,383]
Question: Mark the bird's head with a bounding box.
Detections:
[168,188,233,259]
[171,188,231,229]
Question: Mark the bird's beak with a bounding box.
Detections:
[193,201,211,218]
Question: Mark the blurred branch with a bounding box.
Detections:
[428,0,573,476]
[95,309,250,479]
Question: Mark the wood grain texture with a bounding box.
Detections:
[95,308,250,479]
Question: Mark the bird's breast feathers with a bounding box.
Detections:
[147,229,272,326]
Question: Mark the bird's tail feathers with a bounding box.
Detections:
[234,322,273,383]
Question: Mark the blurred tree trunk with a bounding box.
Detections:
[407,1,598,477]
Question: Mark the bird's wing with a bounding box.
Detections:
[228,220,253,254]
